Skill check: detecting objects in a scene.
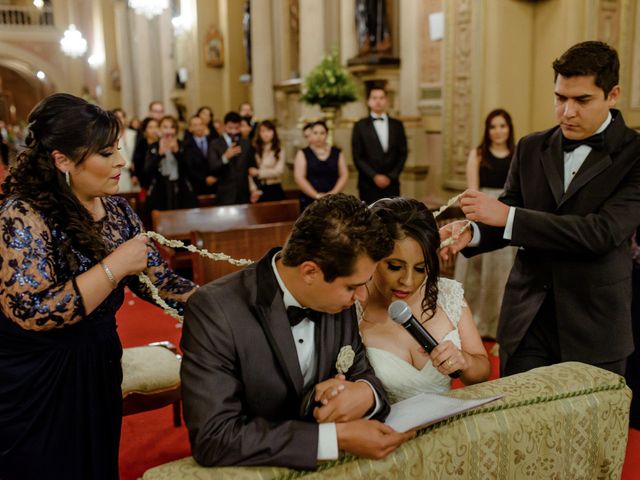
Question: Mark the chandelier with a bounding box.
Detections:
[60,24,87,58]
[128,0,169,19]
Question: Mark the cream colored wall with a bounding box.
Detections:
[481,0,535,140]
[528,0,594,133]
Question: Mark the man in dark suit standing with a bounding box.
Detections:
[181,194,414,469]
[182,115,217,196]
[441,41,640,377]
[351,86,408,204]
[208,111,256,205]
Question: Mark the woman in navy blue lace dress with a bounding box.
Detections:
[0,94,197,480]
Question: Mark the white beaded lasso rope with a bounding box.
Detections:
[137,231,254,321]
[138,195,467,321]
[433,193,471,248]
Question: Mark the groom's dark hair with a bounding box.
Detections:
[282,193,393,282]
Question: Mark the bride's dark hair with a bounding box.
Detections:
[1,93,120,270]
[369,197,440,322]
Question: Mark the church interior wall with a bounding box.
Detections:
[1,0,640,201]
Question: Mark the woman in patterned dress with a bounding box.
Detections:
[0,94,197,479]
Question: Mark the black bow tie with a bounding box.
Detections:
[286,306,321,327]
[372,116,384,122]
[562,132,606,152]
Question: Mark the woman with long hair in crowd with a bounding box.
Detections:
[0,94,197,480]
[249,120,286,202]
[454,108,517,339]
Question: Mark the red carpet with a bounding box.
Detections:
[116,288,640,480]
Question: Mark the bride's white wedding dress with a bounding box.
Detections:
[365,278,467,403]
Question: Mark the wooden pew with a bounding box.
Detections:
[191,221,295,284]
[150,200,300,273]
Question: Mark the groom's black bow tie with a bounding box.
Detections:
[562,132,606,152]
[287,306,321,327]
[371,116,384,121]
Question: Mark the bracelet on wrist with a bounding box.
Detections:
[99,261,118,289]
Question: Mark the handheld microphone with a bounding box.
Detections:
[388,300,462,379]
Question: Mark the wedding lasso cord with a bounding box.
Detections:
[433,193,471,248]
[136,231,254,321]
[138,195,468,321]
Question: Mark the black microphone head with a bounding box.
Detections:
[388,300,412,324]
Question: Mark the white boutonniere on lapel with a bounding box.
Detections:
[335,345,355,375]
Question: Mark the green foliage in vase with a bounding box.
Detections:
[301,50,357,108]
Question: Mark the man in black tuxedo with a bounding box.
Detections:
[182,115,217,196]
[441,41,640,377]
[208,111,256,205]
[351,86,408,204]
[181,194,414,469]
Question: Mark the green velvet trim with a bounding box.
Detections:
[276,376,627,479]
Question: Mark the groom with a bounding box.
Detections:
[181,194,414,470]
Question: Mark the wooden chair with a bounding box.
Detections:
[121,341,182,427]
[150,200,300,274]
[191,221,295,284]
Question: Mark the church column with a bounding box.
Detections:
[250,0,275,120]
[298,0,325,120]
[340,0,366,120]
[398,0,420,116]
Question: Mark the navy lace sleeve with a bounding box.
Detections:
[0,198,85,330]
[109,197,197,313]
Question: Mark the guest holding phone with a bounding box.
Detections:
[144,115,198,213]
[208,111,256,205]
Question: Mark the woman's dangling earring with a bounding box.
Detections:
[65,171,70,186]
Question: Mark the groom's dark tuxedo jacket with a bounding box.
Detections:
[464,109,640,365]
[180,248,390,470]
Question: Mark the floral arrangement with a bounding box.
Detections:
[301,50,357,108]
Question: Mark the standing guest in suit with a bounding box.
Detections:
[208,111,256,205]
[351,86,408,204]
[294,121,349,211]
[182,115,217,196]
[454,109,517,340]
[184,106,220,145]
[440,41,640,377]
[239,101,257,139]
[181,194,414,469]
[249,120,286,202]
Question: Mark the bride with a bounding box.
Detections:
[360,197,490,403]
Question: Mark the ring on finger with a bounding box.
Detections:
[446,359,453,367]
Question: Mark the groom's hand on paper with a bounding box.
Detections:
[336,420,415,460]
[313,376,374,423]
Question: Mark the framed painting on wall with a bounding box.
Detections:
[204,27,224,68]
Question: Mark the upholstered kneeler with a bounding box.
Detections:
[142,362,630,479]
[121,343,182,427]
